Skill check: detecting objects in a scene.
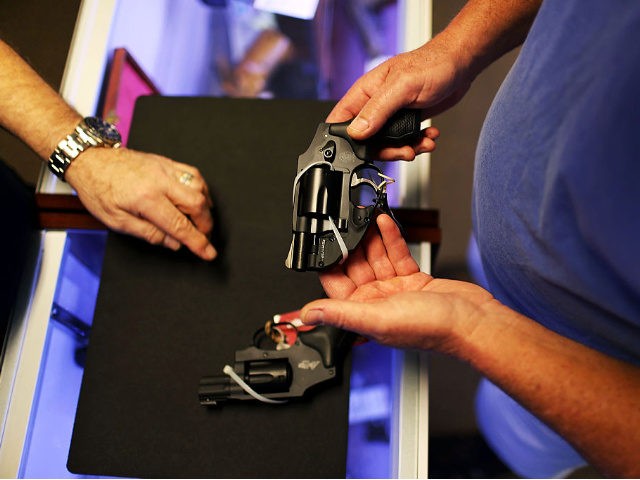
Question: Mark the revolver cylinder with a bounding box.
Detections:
[291,165,344,271]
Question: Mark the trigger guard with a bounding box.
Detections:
[345,202,375,250]
[350,162,394,213]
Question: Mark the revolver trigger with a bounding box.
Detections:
[376,172,396,192]
[350,171,396,195]
[374,177,405,234]
[350,177,379,190]
[377,189,393,216]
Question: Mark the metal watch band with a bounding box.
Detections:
[48,117,121,181]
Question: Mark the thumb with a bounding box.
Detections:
[301,299,382,335]
[347,90,413,140]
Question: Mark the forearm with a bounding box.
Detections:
[304,215,638,474]
[434,0,542,78]
[0,39,80,160]
[459,300,640,477]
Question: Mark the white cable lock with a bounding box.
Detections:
[328,215,349,264]
[222,365,287,404]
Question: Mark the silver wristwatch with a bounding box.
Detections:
[48,116,122,180]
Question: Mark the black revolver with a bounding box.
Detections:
[285,109,423,271]
[199,316,354,405]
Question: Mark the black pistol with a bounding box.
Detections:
[285,109,422,271]
[199,316,353,405]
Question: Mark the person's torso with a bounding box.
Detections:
[472,0,640,363]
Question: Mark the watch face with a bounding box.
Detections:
[84,116,122,145]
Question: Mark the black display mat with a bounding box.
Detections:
[67,97,350,478]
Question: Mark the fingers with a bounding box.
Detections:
[168,183,214,237]
[345,64,422,140]
[320,214,418,297]
[322,217,397,294]
[416,126,440,155]
[325,57,444,162]
[109,213,181,251]
[326,62,408,134]
[319,227,382,299]
[348,95,409,141]
[376,145,419,162]
[348,214,419,280]
[344,244,376,286]
[173,164,213,208]
[425,126,440,141]
[326,79,378,123]
[162,234,181,251]
[375,126,440,161]
[318,222,387,298]
[362,220,396,280]
[109,212,206,259]
[120,193,215,260]
[377,215,420,276]
[144,162,215,259]
[301,299,384,338]
[164,162,218,259]
[319,266,357,300]
[344,214,419,281]
[139,196,216,260]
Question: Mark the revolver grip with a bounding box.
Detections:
[298,326,355,369]
[329,108,422,159]
[373,108,422,145]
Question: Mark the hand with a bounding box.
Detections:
[326,37,473,160]
[300,214,496,354]
[221,29,292,98]
[65,147,217,260]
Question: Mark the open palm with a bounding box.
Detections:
[302,215,496,353]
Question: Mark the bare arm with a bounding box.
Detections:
[467,299,640,478]
[302,215,640,478]
[0,40,80,158]
[0,39,216,260]
[441,0,542,80]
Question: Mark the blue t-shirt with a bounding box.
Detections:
[472,0,640,364]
